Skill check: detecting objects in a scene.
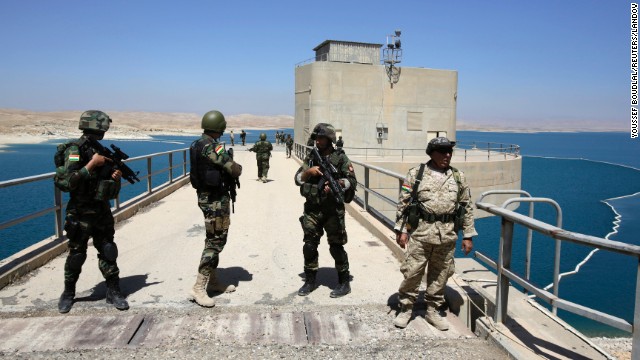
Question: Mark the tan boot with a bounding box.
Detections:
[393,305,413,328]
[190,273,215,307]
[425,308,449,331]
[208,270,236,293]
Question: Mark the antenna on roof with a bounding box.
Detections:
[383,29,402,87]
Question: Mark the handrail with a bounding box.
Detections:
[0,148,190,260]
[476,199,640,359]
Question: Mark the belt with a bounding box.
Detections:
[421,212,456,223]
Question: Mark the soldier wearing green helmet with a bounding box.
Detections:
[189,110,243,307]
[248,132,273,183]
[54,110,129,313]
[294,122,357,298]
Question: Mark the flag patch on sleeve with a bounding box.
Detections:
[401,182,412,193]
[68,154,80,162]
[214,145,224,155]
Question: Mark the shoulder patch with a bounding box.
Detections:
[68,153,80,162]
[401,182,412,193]
[214,144,224,155]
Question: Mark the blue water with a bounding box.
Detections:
[1,129,638,337]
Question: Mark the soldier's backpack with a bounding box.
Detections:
[53,141,78,192]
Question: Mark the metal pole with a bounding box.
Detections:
[632,258,640,360]
[147,158,152,194]
[364,168,370,211]
[525,202,535,284]
[169,153,174,183]
[495,218,514,324]
[183,150,187,176]
[54,187,63,239]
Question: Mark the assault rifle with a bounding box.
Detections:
[226,148,241,213]
[310,147,344,203]
[81,137,141,184]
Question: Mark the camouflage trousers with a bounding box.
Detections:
[286,146,292,157]
[299,203,349,273]
[197,191,230,276]
[398,239,456,309]
[63,199,119,284]
[256,157,270,178]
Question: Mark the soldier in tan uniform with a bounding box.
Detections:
[393,137,477,330]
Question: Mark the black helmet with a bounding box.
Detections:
[426,137,456,155]
[311,123,337,143]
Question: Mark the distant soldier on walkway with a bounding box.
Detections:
[189,110,242,307]
[336,136,344,149]
[54,110,129,313]
[229,130,235,146]
[240,130,247,146]
[393,137,477,330]
[248,133,273,182]
[295,123,357,298]
[285,134,293,158]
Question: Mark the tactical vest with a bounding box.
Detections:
[190,136,224,191]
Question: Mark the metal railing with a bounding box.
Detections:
[0,148,189,257]
[476,196,640,358]
[324,141,519,162]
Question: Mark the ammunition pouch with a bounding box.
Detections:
[64,218,81,239]
[94,179,121,200]
[406,202,421,230]
[300,182,321,204]
[454,204,467,233]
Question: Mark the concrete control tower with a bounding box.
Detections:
[294,32,521,218]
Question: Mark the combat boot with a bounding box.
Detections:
[58,281,76,314]
[425,307,449,331]
[106,276,129,310]
[297,270,317,296]
[330,271,351,298]
[207,269,236,293]
[393,304,413,328]
[190,273,215,307]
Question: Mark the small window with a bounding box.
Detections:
[407,112,422,131]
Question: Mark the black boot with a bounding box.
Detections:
[330,271,351,298]
[298,270,317,296]
[58,281,76,313]
[106,276,129,310]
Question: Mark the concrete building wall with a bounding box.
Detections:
[294,61,457,149]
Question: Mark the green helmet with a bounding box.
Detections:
[201,110,226,132]
[78,110,111,132]
[311,123,336,143]
[260,133,267,140]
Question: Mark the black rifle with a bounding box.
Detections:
[226,148,241,213]
[310,147,344,203]
[81,137,141,184]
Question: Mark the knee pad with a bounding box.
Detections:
[329,244,347,261]
[303,242,319,260]
[67,252,87,272]
[101,242,118,262]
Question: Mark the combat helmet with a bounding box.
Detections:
[426,137,456,155]
[260,133,267,140]
[78,110,112,132]
[201,110,226,132]
[311,123,336,143]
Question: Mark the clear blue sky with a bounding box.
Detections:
[0,1,631,129]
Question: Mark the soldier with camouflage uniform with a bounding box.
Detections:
[295,123,357,298]
[55,110,129,313]
[189,110,243,307]
[393,137,477,330]
[248,133,273,183]
[285,134,293,158]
